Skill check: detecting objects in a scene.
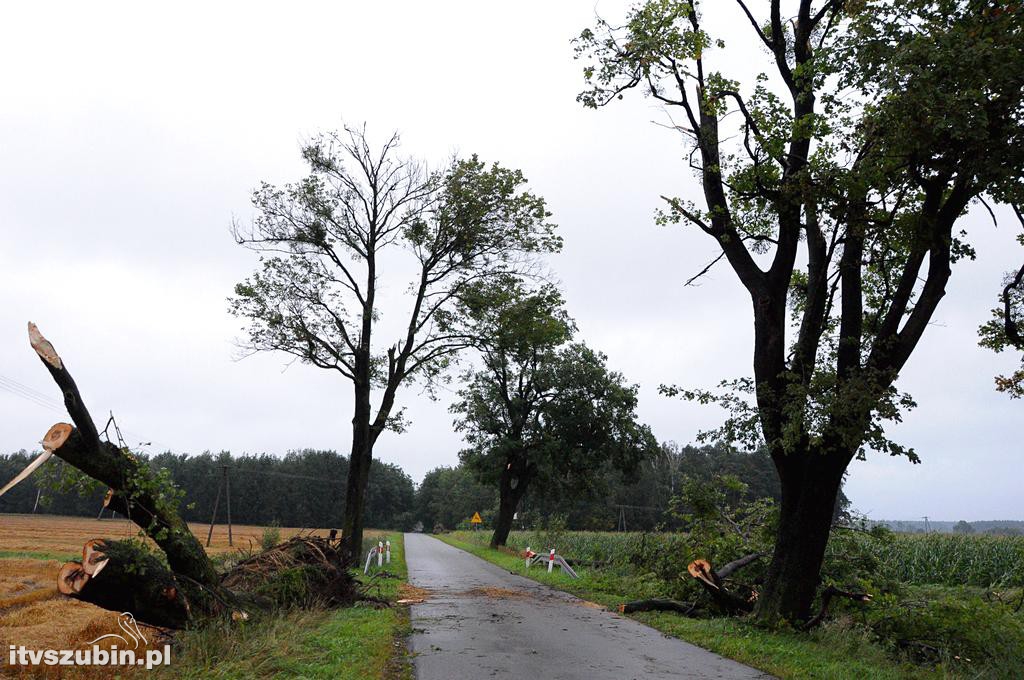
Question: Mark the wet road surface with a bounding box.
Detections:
[405,533,772,680]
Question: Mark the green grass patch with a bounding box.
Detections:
[438,533,1002,680]
[160,531,411,680]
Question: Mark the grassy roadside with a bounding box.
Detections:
[160,531,412,680]
[437,533,934,680]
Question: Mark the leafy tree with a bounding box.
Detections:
[452,278,657,546]
[230,126,559,557]
[953,519,976,534]
[979,212,1024,397]
[576,0,1024,622]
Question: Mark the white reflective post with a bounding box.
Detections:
[548,548,555,573]
[385,540,391,564]
[378,541,384,567]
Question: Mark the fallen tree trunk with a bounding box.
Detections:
[59,539,194,628]
[2,323,363,627]
[24,323,253,624]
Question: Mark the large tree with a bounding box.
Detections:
[231,126,559,557]
[452,279,656,546]
[577,0,1024,621]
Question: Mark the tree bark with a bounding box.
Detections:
[490,464,528,547]
[59,539,196,628]
[341,379,374,562]
[755,450,848,623]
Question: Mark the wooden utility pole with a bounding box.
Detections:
[205,466,233,547]
[206,469,223,547]
[224,465,233,547]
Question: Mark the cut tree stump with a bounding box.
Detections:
[58,539,193,629]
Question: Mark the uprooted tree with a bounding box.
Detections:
[451,277,657,547]
[230,125,560,560]
[576,0,1024,622]
[0,323,359,628]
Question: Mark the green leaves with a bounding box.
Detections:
[453,280,655,495]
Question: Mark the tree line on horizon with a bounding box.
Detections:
[0,442,835,533]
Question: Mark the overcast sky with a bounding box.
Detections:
[1,2,1020,521]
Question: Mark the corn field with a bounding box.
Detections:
[876,533,1024,587]
[454,529,1024,587]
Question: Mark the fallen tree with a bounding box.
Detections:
[1,323,359,627]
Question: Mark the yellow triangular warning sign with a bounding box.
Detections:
[470,511,483,524]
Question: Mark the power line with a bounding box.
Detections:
[0,372,170,452]
[0,376,63,412]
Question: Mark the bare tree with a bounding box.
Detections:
[230,125,560,557]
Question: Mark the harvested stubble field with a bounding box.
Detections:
[0,514,337,678]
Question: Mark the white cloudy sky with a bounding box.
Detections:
[0,2,1020,521]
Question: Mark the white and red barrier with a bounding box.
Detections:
[363,546,378,574]
[524,547,579,579]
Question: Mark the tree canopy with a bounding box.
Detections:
[576,0,1024,622]
[452,277,657,545]
[230,125,560,556]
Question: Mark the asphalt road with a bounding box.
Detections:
[405,533,772,680]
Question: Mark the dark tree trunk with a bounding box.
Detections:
[50,427,223,590]
[490,465,528,548]
[755,450,848,623]
[61,539,198,628]
[341,380,374,562]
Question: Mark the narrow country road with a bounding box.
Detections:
[404,533,772,680]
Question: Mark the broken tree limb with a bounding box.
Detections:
[26,324,254,624]
[618,598,700,616]
[687,558,755,614]
[29,322,101,452]
[0,422,71,497]
[0,450,52,498]
[42,424,224,592]
[716,552,765,580]
[23,324,361,627]
[801,585,872,630]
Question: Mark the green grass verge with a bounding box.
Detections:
[160,532,412,680]
[437,534,938,680]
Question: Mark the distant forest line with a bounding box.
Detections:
[1,445,1016,534]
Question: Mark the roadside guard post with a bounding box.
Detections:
[525,548,579,579]
[363,545,378,574]
[385,540,391,564]
[378,541,384,567]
